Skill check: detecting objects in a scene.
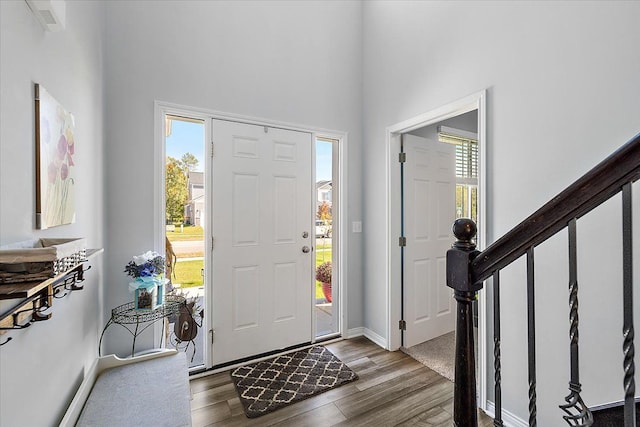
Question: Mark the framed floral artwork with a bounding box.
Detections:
[35,83,76,229]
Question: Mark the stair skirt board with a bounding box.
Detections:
[590,400,640,426]
[486,399,640,426]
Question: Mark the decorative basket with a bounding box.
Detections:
[0,238,87,283]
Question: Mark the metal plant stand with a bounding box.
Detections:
[99,294,185,357]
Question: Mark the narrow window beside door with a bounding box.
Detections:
[315,137,339,338]
[164,115,206,369]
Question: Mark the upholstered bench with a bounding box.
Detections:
[60,349,191,427]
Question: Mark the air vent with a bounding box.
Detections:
[39,9,57,25]
[24,0,66,32]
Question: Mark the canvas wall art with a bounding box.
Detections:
[35,83,76,229]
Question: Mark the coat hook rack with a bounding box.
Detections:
[1,299,51,330]
[52,265,90,298]
[0,300,50,347]
[0,309,34,332]
[0,249,102,348]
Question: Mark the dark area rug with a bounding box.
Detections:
[230,346,358,418]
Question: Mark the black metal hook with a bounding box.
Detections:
[0,337,12,346]
[78,264,91,281]
[12,312,32,329]
[32,303,51,321]
[52,267,87,298]
[52,286,69,299]
[1,308,35,329]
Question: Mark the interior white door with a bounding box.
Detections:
[403,134,456,348]
[212,119,313,366]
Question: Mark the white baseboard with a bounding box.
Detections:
[485,401,528,427]
[345,327,364,338]
[363,328,387,349]
[345,327,387,349]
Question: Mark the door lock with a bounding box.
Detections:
[302,231,309,238]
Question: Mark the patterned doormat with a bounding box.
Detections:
[230,346,358,418]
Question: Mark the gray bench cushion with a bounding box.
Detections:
[77,353,191,427]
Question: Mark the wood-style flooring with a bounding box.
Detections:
[189,336,493,426]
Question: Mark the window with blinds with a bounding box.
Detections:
[439,130,478,222]
[438,133,478,180]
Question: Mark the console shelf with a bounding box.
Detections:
[0,248,103,346]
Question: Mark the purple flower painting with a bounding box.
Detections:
[35,84,76,229]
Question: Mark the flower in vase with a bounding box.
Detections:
[124,251,165,279]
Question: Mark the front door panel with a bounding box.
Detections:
[212,119,313,365]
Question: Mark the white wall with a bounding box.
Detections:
[3,1,638,424]
[409,110,478,140]
[362,1,640,424]
[103,1,364,355]
[0,1,105,426]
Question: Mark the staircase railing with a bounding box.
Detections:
[446,132,640,427]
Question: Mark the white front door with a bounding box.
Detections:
[403,134,456,348]
[211,119,313,365]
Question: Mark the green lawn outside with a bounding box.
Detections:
[166,225,204,241]
[170,235,332,301]
[172,260,204,288]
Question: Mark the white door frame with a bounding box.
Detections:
[154,101,348,369]
[385,90,488,410]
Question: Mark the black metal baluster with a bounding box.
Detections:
[622,183,635,426]
[493,271,504,427]
[559,219,593,426]
[527,247,537,427]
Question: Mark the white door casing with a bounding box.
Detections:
[403,134,456,348]
[212,119,313,366]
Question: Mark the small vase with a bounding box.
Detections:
[321,282,332,303]
[129,275,165,310]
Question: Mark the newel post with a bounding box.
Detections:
[447,218,482,426]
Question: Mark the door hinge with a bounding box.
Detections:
[211,141,214,158]
[399,236,407,247]
[399,152,406,163]
[211,237,214,250]
[399,320,406,330]
[209,329,214,344]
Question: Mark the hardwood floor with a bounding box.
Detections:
[190,337,493,426]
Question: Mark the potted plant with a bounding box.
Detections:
[315,261,332,303]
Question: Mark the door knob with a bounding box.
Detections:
[302,246,311,253]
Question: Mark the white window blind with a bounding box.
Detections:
[438,131,478,182]
[439,128,479,221]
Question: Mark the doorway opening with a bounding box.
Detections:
[399,113,479,381]
[386,90,487,408]
[315,137,339,339]
[163,114,206,369]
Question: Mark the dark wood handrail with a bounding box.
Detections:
[472,133,640,285]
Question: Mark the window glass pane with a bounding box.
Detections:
[164,115,205,369]
[471,186,478,223]
[442,132,478,223]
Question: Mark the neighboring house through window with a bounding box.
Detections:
[316,180,332,205]
[185,171,205,226]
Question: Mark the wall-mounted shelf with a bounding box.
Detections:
[0,248,103,346]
